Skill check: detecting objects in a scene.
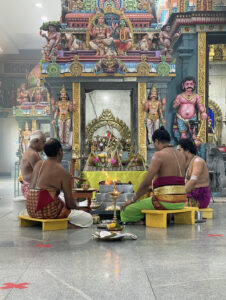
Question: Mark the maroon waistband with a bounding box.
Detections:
[153,176,185,189]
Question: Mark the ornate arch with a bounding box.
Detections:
[208,99,223,145]
[85,109,131,144]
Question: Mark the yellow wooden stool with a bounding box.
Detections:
[198,207,213,219]
[141,208,197,229]
[18,215,69,231]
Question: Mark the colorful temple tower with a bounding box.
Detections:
[37,0,226,170]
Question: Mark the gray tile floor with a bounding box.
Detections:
[0,177,226,300]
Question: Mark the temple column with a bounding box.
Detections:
[72,82,81,170]
[197,31,207,143]
[138,82,147,161]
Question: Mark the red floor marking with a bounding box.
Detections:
[36,244,52,248]
[0,283,29,289]
[208,234,223,237]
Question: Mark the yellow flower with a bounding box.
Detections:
[107,222,117,229]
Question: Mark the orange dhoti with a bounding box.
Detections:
[114,40,131,55]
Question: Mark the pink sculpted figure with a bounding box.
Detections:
[40,24,61,58]
[173,76,207,142]
[159,24,180,55]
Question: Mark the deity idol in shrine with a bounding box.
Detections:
[142,84,166,147]
[173,76,207,143]
[51,85,75,147]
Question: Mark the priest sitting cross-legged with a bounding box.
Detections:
[120,126,187,223]
[25,138,93,228]
[177,138,210,208]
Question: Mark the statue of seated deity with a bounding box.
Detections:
[173,76,207,145]
[88,14,113,56]
[113,18,132,56]
[17,83,30,104]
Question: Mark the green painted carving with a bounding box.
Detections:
[46,56,61,77]
[83,0,96,10]
[156,56,170,77]
[15,107,23,116]
[123,0,137,10]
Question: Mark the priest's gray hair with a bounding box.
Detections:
[29,130,45,143]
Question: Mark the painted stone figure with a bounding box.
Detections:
[173,76,207,143]
[159,24,180,55]
[142,84,166,147]
[17,83,30,104]
[51,85,75,146]
[68,33,84,51]
[138,33,152,51]
[40,24,61,58]
[114,18,132,55]
[88,14,113,56]
[32,80,46,103]
[22,122,31,153]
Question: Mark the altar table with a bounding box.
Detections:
[83,171,147,192]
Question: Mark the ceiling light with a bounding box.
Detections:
[41,16,48,22]
[35,3,42,8]
[0,47,3,53]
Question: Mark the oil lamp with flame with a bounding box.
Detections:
[108,181,121,222]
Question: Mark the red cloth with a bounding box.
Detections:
[26,189,70,219]
[36,190,55,212]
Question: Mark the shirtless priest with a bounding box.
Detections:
[27,138,93,228]
[120,127,187,223]
[177,138,210,208]
[20,131,46,197]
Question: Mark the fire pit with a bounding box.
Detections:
[93,171,136,217]
[96,182,135,210]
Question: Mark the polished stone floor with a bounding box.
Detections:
[0,177,226,300]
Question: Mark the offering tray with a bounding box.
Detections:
[92,231,137,241]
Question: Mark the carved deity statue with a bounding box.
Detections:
[69,0,83,10]
[32,80,46,103]
[22,122,31,152]
[159,24,180,55]
[68,33,84,51]
[142,84,166,147]
[17,83,30,104]
[88,14,113,56]
[173,76,207,143]
[113,18,132,56]
[138,33,152,51]
[40,24,61,58]
[51,85,75,146]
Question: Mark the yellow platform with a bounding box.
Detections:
[142,208,197,229]
[18,215,69,231]
[199,207,213,219]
